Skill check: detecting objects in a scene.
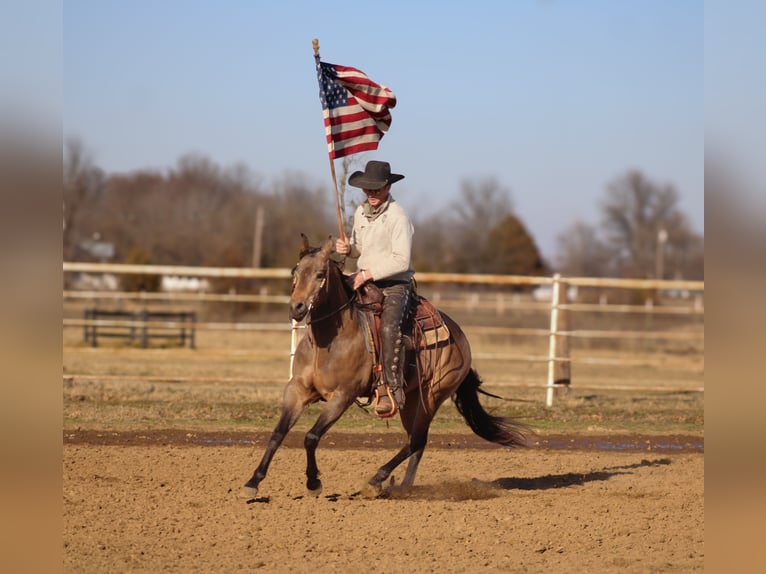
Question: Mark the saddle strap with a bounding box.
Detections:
[356,282,385,378]
[358,309,382,384]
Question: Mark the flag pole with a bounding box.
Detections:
[313,38,348,243]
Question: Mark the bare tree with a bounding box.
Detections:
[63,138,106,260]
[448,177,514,273]
[554,220,612,277]
[260,173,334,267]
[601,170,695,279]
[411,211,455,272]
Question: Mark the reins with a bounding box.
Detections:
[306,291,357,325]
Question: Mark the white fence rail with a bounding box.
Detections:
[63,262,704,406]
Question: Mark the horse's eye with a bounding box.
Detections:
[316,272,326,280]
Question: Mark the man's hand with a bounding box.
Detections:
[347,270,371,291]
[335,238,350,255]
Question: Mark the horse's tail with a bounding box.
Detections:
[453,368,531,448]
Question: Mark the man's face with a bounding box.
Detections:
[364,184,390,207]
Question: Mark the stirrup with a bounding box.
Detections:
[374,385,398,418]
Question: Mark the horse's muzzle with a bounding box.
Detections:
[290,301,309,322]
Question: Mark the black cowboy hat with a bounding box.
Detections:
[348,160,405,190]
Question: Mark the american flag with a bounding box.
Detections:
[316,57,396,159]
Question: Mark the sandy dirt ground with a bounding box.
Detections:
[63,432,703,573]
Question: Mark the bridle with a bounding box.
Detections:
[293,258,357,326]
[306,292,357,325]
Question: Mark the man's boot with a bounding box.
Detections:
[374,284,409,417]
[374,382,396,418]
[375,341,406,417]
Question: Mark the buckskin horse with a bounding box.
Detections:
[242,235,529,499]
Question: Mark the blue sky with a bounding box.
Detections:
[63,1,703,259]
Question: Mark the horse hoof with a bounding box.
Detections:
[306,476,323,495]
[241,485,259,499]
[360,482,382,499]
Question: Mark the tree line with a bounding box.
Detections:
[63,138,703,287]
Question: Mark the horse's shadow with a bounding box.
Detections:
[374,457,672,501]
[488,457,672,492]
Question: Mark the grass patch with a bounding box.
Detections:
[63,327,703,435]
[63,389,703,435]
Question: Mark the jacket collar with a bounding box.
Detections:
[362,197,393,222]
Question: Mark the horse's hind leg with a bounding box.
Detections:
[398,411,433,490]
[400,448,425,490]
[303,396,353,495]
[363,444,414,498]
[364,421,430,497]
[242,384,305,498]
[364,406,432,496]
[396,418,433,492]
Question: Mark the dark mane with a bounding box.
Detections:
[330,259,355,299]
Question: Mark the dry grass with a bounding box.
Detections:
[63,316,703,435]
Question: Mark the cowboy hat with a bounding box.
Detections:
[348,160,405,190]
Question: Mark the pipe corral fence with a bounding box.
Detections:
[63,262,704,407]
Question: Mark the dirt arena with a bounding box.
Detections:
[62,317,704,572]
[63,431,703,573]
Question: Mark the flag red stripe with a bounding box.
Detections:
[324,118,383,141]
[330,140,380,159]
[326,110,391,130]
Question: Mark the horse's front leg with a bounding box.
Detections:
[242,384,306,498]
[303,394,355,495]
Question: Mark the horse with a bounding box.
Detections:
[242,235,530,499]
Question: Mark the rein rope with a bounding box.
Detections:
[305,291,357,325]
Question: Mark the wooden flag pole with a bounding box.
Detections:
[313,38,347,242]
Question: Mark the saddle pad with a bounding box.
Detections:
[414,297,450,347]
[420,323,450,347]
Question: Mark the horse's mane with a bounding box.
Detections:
[329,258,356,300]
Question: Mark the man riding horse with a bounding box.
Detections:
[334,160,413,417]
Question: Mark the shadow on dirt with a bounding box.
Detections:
[489,457,672,491]
[387,458,674,501]
[240,459,673,503]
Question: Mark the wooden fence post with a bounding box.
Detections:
[554,280,571,399]
[289,319,299,379]
[546,274,571,406]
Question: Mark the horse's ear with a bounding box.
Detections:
[320,235,334,256]
[299,233,311,258]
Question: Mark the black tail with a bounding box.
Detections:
[453,369,531,448]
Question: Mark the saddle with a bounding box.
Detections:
[353,283,451,412]
[356,282,450,365]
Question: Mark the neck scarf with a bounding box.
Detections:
[362,197,391,222]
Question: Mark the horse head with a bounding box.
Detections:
[289,234,336,322]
